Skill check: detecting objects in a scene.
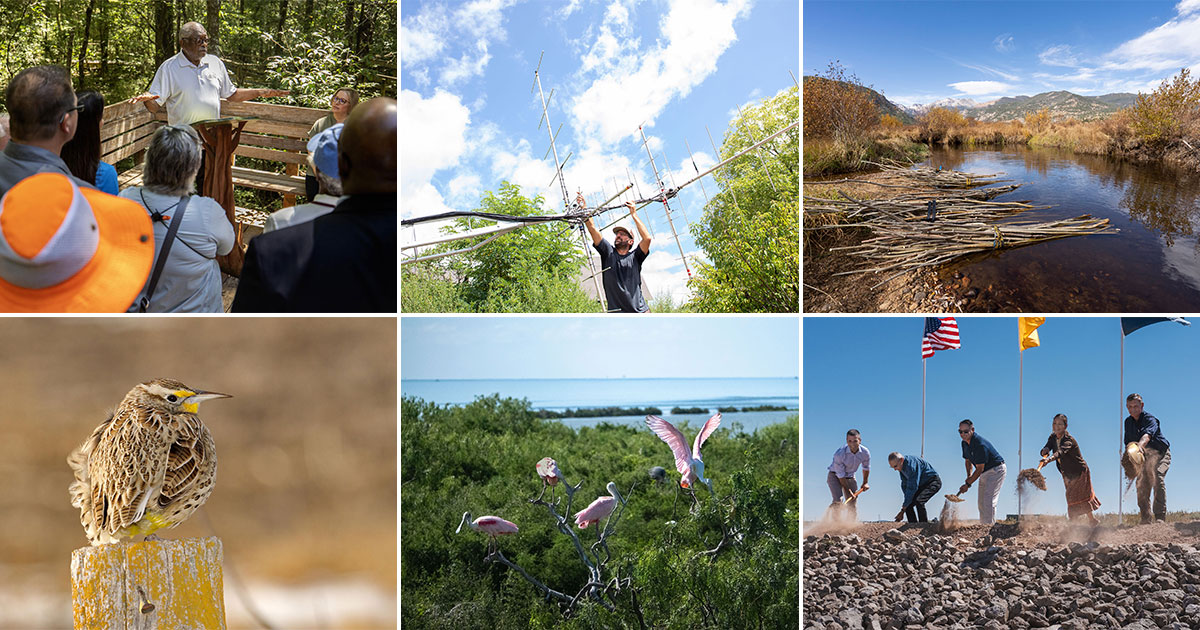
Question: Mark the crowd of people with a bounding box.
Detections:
[827,394,1171,526]
[0,22,396,313]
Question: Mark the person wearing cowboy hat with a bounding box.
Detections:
[578,193,651,313]
[0,172,154,312]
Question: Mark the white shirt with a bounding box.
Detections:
[120,188,235,312]
[263,194,341,233]
[148,52,236,126]
[828,444,871,479]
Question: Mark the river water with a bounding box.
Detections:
[923,146,1200,312]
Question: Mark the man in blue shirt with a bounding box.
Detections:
[580,194,651,313]
[1124,393,1170,523]
[958,419,1007,525]
[889,452,942,523]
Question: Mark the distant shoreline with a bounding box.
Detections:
[533,404,795,419]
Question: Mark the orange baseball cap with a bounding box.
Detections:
[0,173,154,312]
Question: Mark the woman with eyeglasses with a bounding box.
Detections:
[61,91,120,195]
[305,88,358,199]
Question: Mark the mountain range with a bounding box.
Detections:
[803,76,1137,123]
[901,90,1137,122]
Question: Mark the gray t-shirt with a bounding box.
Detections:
[594,239,648,313]
[0,142,93,198]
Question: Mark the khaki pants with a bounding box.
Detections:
[977,463,1006,525]
[827,471,858,518]
[1136,448,1170,522]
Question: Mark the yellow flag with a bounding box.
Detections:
[1019,317,1045,351]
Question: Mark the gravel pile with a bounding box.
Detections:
[803,526,1200,630]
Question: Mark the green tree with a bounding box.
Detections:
[402,182,603,313]
[687,86,799,313]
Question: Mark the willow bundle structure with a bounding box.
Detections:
[863,160,1013,189]
[804,165,1117,288]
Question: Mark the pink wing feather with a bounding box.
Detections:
[645,415,692,475]
[573,496,616,529]
[692,412,723,459]
[475,516,519,535]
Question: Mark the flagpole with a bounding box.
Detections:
[921,357,926,458]
[1118,329,1124,527]
[1019,346,1023,519]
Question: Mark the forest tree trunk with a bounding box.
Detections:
[206,0,221,55]
[303,0,315,32]
[99,0,109,78]
[154,0,175,66]
[78,0,97,89]
[275,0,288,54]
[344,0,355,41]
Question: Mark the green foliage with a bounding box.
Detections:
[401,395,798,629]
[1130,68,1200,145]
[688,86,799,313]
[265,29,383,108]
[399,266,470,313]
[403,182,603,313]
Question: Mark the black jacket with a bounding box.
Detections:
[231,194,396,312]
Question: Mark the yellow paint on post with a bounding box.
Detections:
[71,536,227,630]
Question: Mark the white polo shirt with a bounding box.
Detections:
[263,194,342,233]
[148,52,236,126]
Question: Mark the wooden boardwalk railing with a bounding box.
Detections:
[101,100,327,210]
[71,536,227,630]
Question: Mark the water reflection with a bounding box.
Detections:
[924,146,1200,311]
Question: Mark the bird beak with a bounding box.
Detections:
[456,512,470,534]
[186,390,232,403]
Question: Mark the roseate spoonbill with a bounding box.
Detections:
[456,512,518,555]
[574,482,625,534]
[645,413,722,493]
[535,457,562,502]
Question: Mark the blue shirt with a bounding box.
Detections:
[898,455,939,508]
[961,433,1004,471]
[95,161,119,195]
[1124,412,1169,452]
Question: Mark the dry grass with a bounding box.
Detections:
[0,318,396,628]
[1030,119,1112,154]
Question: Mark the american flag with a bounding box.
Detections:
[922,317,961,359]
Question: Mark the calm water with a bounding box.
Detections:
[925,146,1200,312]
[400,377,798,433]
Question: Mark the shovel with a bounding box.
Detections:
[842,486,867,504]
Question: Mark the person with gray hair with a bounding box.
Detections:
[0,65,93,197]
[118,124,234,312]
[888,452,942,523]
[264,123,343,232]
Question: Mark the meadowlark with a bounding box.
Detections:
[68,378,231,545]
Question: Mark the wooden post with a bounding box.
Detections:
[283,162,299,208]
[71,536,227,630]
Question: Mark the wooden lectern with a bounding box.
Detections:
[192,116,257,277]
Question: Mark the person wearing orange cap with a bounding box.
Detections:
[579,195,652,313]
[0,172,154,312]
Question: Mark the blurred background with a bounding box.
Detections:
[0,318,396,629]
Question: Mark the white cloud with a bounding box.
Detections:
[1039,44,1080,67]
[447,173,482,204]
[993,34,1014,52]
[640,249,693,305]
[957,61,1019,82]
[401,0,515,88]
[1105,8,1200,73]
[948,80,1013,96]
[400,89,471,220]
[571,0,753,145]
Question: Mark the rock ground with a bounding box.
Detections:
[803,520,1200,629]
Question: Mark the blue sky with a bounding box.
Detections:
[401,316,799,379]
[400,0,799,302]
[804,0,1200,105]
[803,316,1198,522]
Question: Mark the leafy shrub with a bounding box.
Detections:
[1129,68,1200,146]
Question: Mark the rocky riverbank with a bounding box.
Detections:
[803,522,1200,629]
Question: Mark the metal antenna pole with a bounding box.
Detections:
[532,51,605,310]
[684,138,711,206]
[735,104,777,193]
[638,125,691,279]
[707,124,746,219]
[663,152,693,231]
